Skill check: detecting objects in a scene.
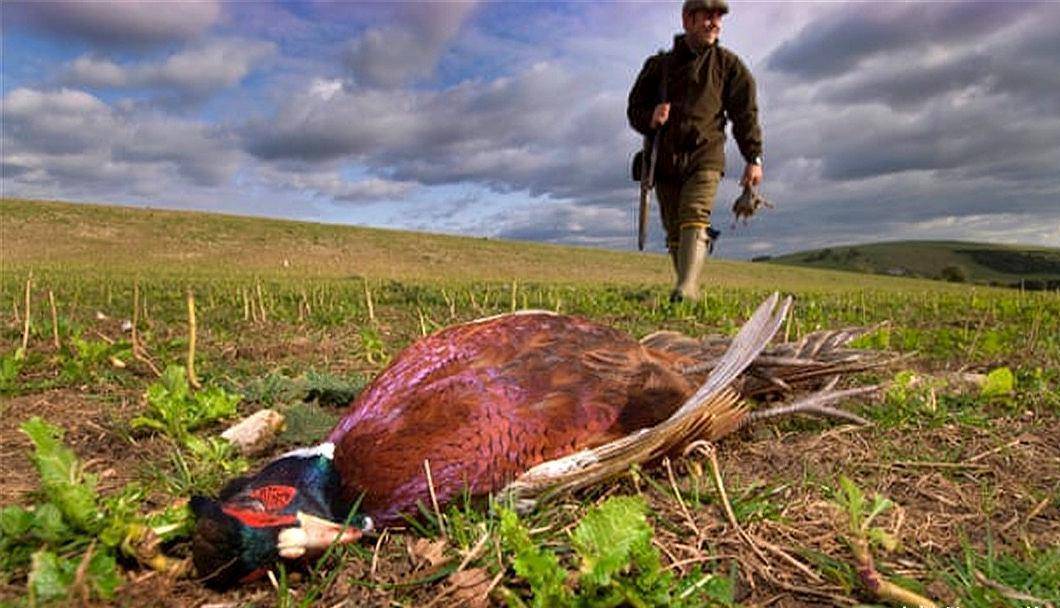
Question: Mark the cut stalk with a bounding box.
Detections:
[851,538,937,608]
[186,288,202,389]
[20,272,32,353]
[242,287,251,322]
[48,289,60,350]
[132,282,140,357]
[256,280,267,323]
[132,281,161,377]
[363,278,375,322]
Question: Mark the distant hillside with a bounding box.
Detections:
[760,241,1060,290]
[0,198,997,293]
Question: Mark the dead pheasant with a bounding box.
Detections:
[191,294,891,587]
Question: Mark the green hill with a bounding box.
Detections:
[761,240,1060,290]
[0,198,1017,293]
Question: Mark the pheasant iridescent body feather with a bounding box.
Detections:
[328,311,698,525]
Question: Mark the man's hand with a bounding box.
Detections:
[651,103,670,129]
[741,162,763,188]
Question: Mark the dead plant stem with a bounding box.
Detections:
[48,289,60,350]
[20,272,32,352]
[423,459,447,539]
[186,288,202,389]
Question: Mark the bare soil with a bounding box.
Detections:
[3,378,1057,607]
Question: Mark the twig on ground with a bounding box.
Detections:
[454,529,491,574]
[423,459,447,539]
[371,529,389,578]
[1026,496,1051,523]
[72,539,96,607]
[687,441,772,568]
[973,569,1054,608]
[663,457,701,541]
[967,438,1021,463]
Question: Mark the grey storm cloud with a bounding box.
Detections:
[801,97,1060,182]
[245,62,634,203]
[494,203,632,249]
[64,39,276,97]
[344,1,481,88]
[12,0,222,47]
[807,11,1060,115]
[6,1,1058,258]
[2,87,242,193]
[740,1,1060,256]
[766,3,1037,80]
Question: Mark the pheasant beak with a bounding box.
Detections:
[277,511,367,559]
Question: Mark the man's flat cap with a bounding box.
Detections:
[682,0,730,14]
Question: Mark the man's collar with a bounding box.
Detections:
[673,33,718,55]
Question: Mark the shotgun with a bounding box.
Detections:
[637,133,658,251]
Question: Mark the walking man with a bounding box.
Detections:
[627,0,763,302]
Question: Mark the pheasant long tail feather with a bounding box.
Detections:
[502,293,790,510]
[644,322,896,399]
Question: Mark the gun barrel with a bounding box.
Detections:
[638,186,650,250]
[636,135,659,251]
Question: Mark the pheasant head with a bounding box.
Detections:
[189,443,371,588]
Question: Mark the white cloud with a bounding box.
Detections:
[245,61,632,205]
[257,165,419,203]
[6,2,1059,256]
[64,39,276,97]
[2,87,243,198]
[344,1,481,88]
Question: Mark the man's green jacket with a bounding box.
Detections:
[627,34,763,179]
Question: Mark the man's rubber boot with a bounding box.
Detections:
[669,226,708,303]
[668,248,680,278]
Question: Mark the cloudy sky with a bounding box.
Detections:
[4,1,1059,258]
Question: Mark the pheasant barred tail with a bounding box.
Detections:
[502,293,790,507]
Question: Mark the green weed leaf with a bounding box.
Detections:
[868,527,899,552]
[27,548,121,604]
[20,417,101,533]
[28,550,72,604]
[980,367,1015,399]
[0,505,34,538]
[135,365,240,442]
[84,550,122,599]
[571,496,652,590]
[31,503,73,543]
[0,350,25,393]
[836,476,865,532]
[864,494,894,529]
[499,508,571,607]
